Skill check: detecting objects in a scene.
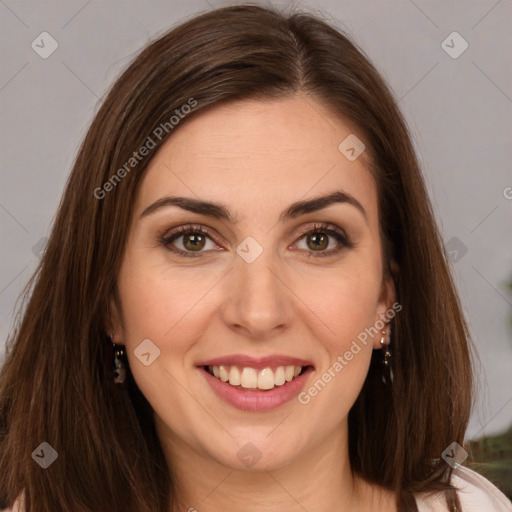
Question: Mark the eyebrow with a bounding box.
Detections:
[140,190,367,223]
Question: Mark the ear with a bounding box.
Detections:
[373,260,398,350]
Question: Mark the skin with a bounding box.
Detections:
[109,94,397,512]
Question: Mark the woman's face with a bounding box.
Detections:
[110,94,395,472]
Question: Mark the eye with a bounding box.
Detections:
[293,223,354,257]
[160,225,220,258]
[160,222,354,259]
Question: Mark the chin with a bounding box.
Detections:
[203,431,309,472]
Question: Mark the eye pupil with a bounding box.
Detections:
[307,233,328,250]
[184,234,205,251]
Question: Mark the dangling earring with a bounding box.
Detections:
[111,334,126,384]
[380,328,393,385]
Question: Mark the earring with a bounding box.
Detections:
[380,328,393,385]
[111,334,126,384]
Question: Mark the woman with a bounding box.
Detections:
[1,4,510,512]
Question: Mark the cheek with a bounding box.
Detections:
[115,264,213,432]
[294,269,379,427]
[115,261,224,412]
[290,261,381,414]
[297,262,382,350]
[117,259,217,345]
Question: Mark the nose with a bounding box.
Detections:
[219,247,293,340]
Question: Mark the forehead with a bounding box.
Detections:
[134,94,378,225]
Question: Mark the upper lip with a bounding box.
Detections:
[197,354,314,370]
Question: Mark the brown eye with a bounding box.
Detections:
[294,223,354,257]
[182,233,206,251]
[160,225,219,258]
[306,232,329,251]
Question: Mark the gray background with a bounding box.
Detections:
[1,0,511,441]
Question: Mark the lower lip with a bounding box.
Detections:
[199,366,314,412]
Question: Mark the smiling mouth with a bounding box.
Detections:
[203,364,312,391]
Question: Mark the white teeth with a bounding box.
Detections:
[228,366,241,386]
[240,367,258,389]
[257,368,275,390]
[219,365,229,382]
[274,366,285,386]
[209,364,305,389]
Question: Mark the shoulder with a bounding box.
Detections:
[416,465,512,512]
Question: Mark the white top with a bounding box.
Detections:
[415,465,512,511]
[2,466,511,511]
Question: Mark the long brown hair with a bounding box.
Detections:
[0,4,474,511]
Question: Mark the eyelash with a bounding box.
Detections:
[159,223,354,259]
